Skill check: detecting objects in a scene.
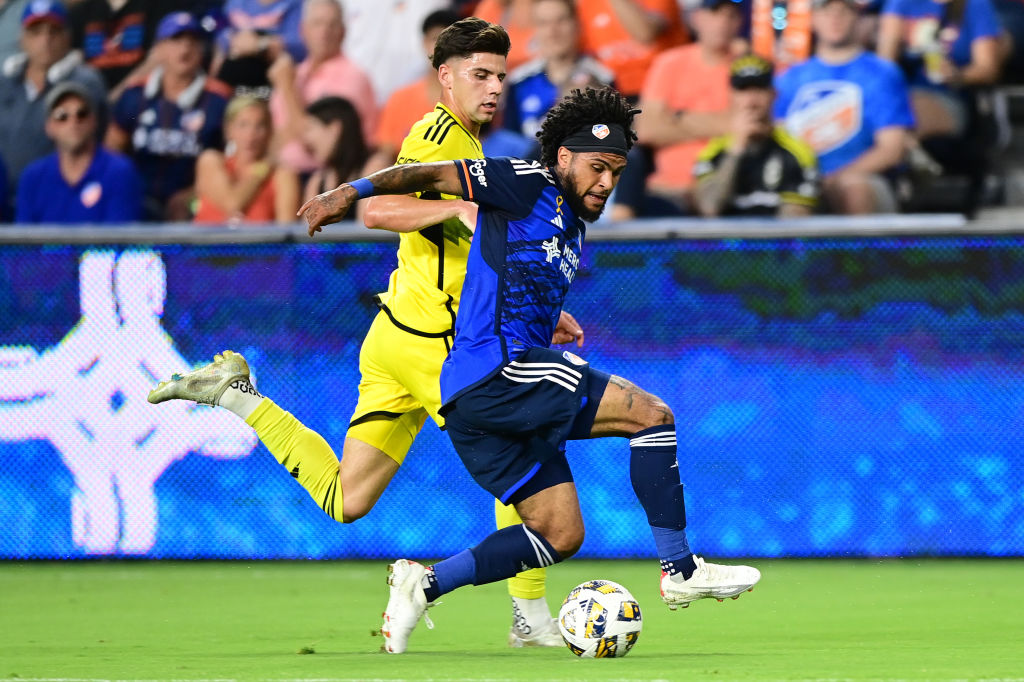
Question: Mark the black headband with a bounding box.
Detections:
[561,123,629,157]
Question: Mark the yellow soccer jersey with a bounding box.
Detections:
[376,103,483,337]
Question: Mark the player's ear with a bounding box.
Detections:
[438,62,453,90]
[556,146,573,171]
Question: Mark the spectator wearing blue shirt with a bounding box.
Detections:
[16,81,141,224]
[877,0,1005,141]
[106,11,232,221]
[0,0,107,215]
[775,0,915,213]
[492,0,614,159]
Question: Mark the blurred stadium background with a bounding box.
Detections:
[2,217,1022,563]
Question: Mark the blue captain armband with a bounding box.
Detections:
[350,178,375,199]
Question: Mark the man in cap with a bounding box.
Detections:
[16,80,141,223]
[693,54,819,217]
[106,11,231,221]
[774,0,914,213]
[0,0,106,213]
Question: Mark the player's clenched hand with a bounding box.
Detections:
[455,200,478,234]
[298,185,357,237]
[552,310,584,348]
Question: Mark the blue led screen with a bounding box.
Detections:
[1,236,1022,560]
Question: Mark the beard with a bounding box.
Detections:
[561,166,605,223]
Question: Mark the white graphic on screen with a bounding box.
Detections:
[0,250,257,555]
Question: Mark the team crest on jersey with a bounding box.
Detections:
[592,124,610,139]
[785,81,862,154]
[80,181,102,208]
[181,110,206,133]
[562,351,586,366]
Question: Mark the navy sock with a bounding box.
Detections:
[428,524,562,601]
[629,424,695,579]
[424,549,475,602]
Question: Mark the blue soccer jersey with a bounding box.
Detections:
[774,52,914,175]
[15,148,142,224]
[440,157,585,406]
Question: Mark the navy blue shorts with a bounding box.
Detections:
[443,347,610,505]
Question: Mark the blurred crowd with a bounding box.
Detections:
[1,0,1022,225]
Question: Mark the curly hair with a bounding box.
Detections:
[537,88,640,167]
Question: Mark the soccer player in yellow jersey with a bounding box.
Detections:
[149,18,580,647]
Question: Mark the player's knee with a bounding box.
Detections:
[339,489,374,523]
[545,522,584,559]
[637,393,674,430]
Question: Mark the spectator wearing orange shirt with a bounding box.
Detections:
[629,0,745,216]
[194,95,300,224]
[267,0,377,175]
[473,0,537,72]
[576,0,688,100]
[367,9,459,172]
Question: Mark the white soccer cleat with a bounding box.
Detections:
[381,559,433,654]
[508,617,564,648]
[660,555,761,609]
[147,350,250,406]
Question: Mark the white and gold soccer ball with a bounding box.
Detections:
[557,579,643,658]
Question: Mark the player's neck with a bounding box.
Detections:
[440,96,481,138]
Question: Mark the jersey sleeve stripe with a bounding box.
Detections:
[458,159,474,200]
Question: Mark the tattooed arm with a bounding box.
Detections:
[298,161,466,236]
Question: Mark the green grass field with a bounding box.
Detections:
[2,560,1021,681]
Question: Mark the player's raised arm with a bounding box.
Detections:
[298,160,467,236]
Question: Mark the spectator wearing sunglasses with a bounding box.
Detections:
[16,80,141,224]
[0,0,107,216]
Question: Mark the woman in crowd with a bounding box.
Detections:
[300,96,369,210]
[194,95,300,225]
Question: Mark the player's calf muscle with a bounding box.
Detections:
[591,375,674,436]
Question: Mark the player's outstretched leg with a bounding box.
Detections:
[591,376,761,609]
[148,350,253,409]
[148,350,348,521]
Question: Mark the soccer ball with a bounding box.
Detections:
[557,579,642,658]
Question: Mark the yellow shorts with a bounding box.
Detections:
[347,311,450,464]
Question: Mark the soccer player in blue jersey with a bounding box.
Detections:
[300,87,762,654]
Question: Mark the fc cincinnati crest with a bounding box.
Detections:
[592,124,610,139]
[80,181,103,208]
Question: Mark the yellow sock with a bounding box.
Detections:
[496,498,547,599]
[246,399,344,522]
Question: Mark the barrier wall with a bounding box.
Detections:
[2,223,1022,559]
